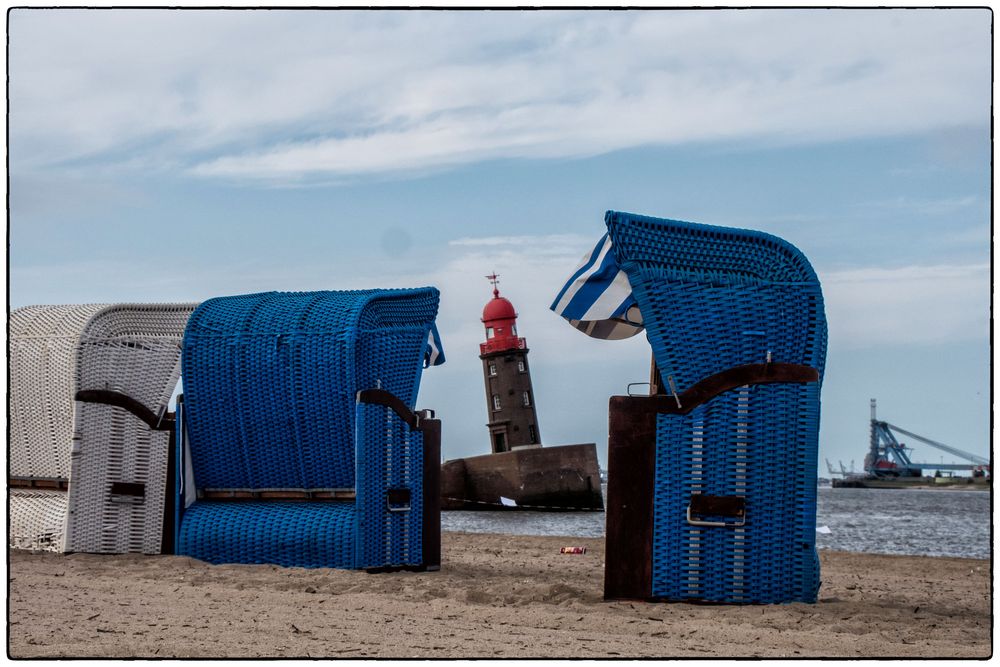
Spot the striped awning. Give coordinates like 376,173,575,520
550,233,643,340
424,323,446,367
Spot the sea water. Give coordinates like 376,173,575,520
441,486,991,559
814,487,990,559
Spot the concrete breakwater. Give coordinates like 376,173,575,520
440,443,604,511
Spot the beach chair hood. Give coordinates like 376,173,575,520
181,288,442,491
552,210,827,393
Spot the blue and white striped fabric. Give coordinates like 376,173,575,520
550,233,644,340
423,324,446,368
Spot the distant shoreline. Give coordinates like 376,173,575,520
820,480,991,491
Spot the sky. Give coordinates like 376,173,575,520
7,8,992,474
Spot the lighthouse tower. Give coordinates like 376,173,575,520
479,274,541,454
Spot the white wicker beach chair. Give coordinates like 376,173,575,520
9,303,196,554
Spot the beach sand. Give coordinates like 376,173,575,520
8,531,991,659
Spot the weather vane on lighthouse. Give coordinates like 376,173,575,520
486,272,500,298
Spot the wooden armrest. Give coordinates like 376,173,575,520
357,388,433,430
628,363,819,415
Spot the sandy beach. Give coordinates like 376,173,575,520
7,531,991,659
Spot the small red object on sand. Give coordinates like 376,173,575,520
560,546,587,554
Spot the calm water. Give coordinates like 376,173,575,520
442,486,991,559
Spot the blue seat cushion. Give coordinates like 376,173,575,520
177,501,356,568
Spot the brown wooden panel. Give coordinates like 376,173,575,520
603,395,658,601
420,418,442,571
162,425,176,554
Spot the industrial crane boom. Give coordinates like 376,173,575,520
882,422,989,466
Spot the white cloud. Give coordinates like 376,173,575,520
425,236,597,358
821,263,990,348
9,9,990,181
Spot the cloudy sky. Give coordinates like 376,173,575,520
8,8,991,472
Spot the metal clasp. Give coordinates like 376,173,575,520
666,375,682,410
627,382,651,396
686,505,746,527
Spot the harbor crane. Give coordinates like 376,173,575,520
865,399,990,478
825,458,862,480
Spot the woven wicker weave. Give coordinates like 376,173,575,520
9,490,70,552
606,211,827,604
9,303,195,553
10,304,110,481
176,289,440,569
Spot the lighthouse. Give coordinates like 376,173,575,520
437,273,604,511
479,274,541,453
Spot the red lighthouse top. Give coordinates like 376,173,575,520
480,273,527,355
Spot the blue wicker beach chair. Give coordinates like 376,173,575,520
553,211,826,604
174,289,444,570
